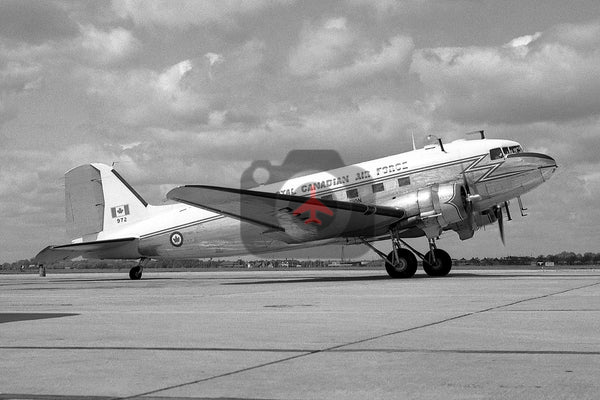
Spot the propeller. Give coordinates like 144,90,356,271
462,167,509,246
461,171,480,232
493,205,505,245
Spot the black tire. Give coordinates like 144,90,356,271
129,266,143,280
422,249,452,277
385,248,418,278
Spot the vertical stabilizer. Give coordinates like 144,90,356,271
65,163,149,241
65,165,104,240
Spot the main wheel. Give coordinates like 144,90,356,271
422,249,452,277
129,266,143,280
385,248,418,278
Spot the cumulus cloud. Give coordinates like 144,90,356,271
85,59,207,127
0,59,43,92
0,23,136,71
112,0,293,28
205,52,224,80
0,0,79,44
316,35,414,87
289,18,413,88
205,52,224,66
346,0,427,15
289,17,355,77
2,2,599,263
548,20,600,50
79,37,269,130
410,21,600,124
0,51,45,126
79,25,141,65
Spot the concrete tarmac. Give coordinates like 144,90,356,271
1,269,599,399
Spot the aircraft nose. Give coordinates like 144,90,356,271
538,154,558,180
507,152,558,180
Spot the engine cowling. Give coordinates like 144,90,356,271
388,183,468,236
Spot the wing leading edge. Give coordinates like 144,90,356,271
167,185,406,243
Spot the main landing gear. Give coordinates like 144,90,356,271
129,258,150,280
362,230,452,279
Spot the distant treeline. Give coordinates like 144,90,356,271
2,251,600,271
3,258,349,271
472,251,600,266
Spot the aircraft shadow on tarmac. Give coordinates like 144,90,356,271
224,271,600,285
50,277,177,283
452,272,600,278
225,274,417,285
0,313,79,324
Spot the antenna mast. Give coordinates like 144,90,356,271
466,130,485,139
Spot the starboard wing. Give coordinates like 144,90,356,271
167,185,406,243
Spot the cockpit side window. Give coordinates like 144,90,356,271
490,148,503,160
490,145,523,160
508,145,522,154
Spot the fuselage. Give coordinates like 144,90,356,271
94,138,557,259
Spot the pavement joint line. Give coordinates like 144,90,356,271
114,351,317,400
118,279,600,399
0,346,310,352
327,349,600,355
310,279,600,355
2,346,599,356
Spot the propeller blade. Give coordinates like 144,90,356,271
462,172,478,232
462,172,471,196
497,206,505,245
462,170,481,202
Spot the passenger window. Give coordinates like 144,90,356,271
320,194,333,201
398,177,410,187
489,148,503,160
346,188,359,199
371,183,384,193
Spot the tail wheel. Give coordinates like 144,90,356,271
385,248,418,278
423,249,452,277
129,266,143,280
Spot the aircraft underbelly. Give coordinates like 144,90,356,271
137,217,291,258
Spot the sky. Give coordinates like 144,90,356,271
1,0,600,263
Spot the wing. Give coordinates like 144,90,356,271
167,185,406,243
35,237,141,264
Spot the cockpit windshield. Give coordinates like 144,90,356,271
490,145,522,160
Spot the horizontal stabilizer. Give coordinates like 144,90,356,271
35,238,141,264
167,185,405,242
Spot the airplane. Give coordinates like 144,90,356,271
35,132,557,280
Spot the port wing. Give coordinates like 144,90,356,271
167,185,406,242
35,238,141,264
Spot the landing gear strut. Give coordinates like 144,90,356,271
422,239,452,277
361,229,417,279
362,231,453,278
385,247,418,279
129,258,150,280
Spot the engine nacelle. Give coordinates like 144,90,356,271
388,183,468,236
449,207,500,241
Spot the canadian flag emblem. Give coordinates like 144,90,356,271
110,204,130,218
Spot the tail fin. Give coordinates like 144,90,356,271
65,163,149,241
